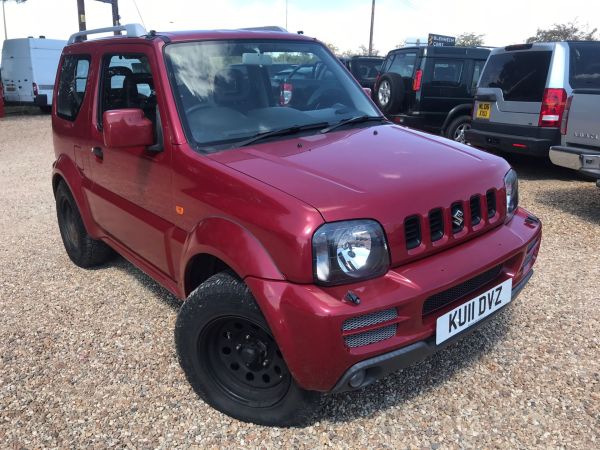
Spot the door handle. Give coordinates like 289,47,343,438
91,147,104,160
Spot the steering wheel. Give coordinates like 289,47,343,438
305,87,346,110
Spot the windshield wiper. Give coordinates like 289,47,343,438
236,122,329,147
320,115,388,134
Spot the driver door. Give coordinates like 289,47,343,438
86,47,175,277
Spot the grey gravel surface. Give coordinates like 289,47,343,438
1,115,599,449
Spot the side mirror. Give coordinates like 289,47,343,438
362,87,372,97
103,109,154,148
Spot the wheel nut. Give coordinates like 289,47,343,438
245,334,250,340
262,360,269,367
235,344,241,350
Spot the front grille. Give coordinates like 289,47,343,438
403,189,499,250
470,195,482,225
486,190,497,217
344,324,397,348
342,308,398,331
429,209,444,242
422,265,503,316
404,216,421,249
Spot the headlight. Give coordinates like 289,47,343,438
313,220,390,285
504,169,519,221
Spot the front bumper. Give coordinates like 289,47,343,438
549,145,600,180
466,122,561,157
330,269,532,392
245,208,541,392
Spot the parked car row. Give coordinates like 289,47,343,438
353,40,600,184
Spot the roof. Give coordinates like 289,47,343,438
388,45,491,58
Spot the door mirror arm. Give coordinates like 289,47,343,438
147,106,164,153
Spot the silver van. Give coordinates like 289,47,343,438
466,41,600,157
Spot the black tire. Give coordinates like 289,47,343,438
445,115,472,144
375,73,405,114
39,106,52,114
55,181,114,268
175,272,320,426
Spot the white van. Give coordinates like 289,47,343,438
1,37,66,111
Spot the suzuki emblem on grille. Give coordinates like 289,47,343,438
452,209,464,228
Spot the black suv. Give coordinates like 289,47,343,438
374,46,490,142
340,55,384,90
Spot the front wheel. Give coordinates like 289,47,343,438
445,115,472,144
175,272,320,426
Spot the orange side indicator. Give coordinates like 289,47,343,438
175,205,185,215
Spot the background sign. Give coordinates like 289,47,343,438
428,33,456,47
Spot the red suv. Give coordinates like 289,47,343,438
51,24,541,426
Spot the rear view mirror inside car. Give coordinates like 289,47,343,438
242,53,273,65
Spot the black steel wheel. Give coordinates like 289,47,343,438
55,181,114,268
175,272,320,426
201,316,291,407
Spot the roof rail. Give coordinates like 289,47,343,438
68,23,147,45
238,26,288,32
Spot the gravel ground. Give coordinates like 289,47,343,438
1,115,598,449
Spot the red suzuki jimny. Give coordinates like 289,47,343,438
51,24,541,426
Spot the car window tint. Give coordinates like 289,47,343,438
388,52,416,77
479,51,551,102
568,42,600,89
432,60,464,85
56,55,90,121
471,60,485,91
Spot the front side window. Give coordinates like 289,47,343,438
56,55,90,121
99,54,157,126
479,51,551,102
431,60,464,85
165,40,380,152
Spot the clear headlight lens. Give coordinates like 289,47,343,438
504,168,519,221
313,220,390,285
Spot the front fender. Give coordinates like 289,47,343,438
180,217,285,293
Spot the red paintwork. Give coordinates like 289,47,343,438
103,109,154,148
51,30,542,392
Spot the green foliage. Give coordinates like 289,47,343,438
526,21,598,43
456,32,485,47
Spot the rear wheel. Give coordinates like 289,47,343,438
375,73,405,114
445,115,472,144
55,182,114,268
175,272,320,426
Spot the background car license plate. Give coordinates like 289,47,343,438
436,278,512,345
476,102,491,119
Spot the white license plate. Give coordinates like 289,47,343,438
436,278,512,345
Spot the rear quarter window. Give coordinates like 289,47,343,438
568,42,600,89
479,51,552,102
388,52,417,78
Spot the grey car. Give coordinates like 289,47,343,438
549,90,600,186
466,41,600,157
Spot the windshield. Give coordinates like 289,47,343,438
165,39,380,151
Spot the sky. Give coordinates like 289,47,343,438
1,0,599,55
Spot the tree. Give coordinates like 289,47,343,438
325,42,340,55
456,32,485,47
526,21,597,43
